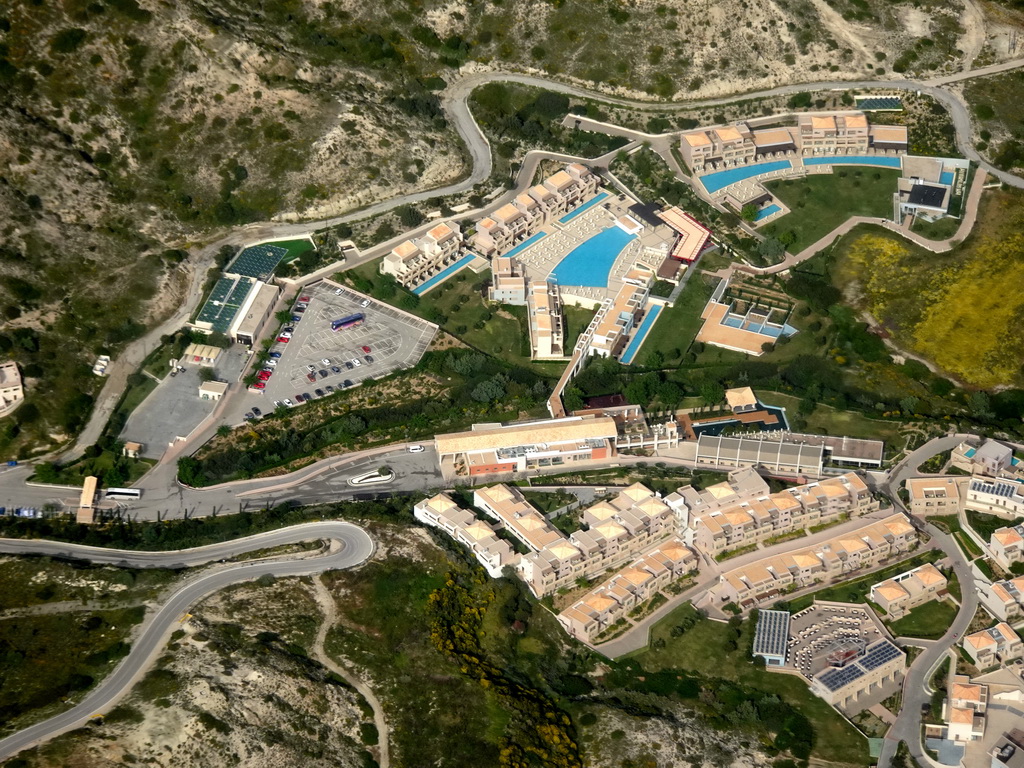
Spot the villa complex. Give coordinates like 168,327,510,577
962,623,1024,668
470,164,600,257
381,222,464,289
678,111,908,173
708,513,918,609
413,493,514,577
868,563,948,618
990,524,1024,570
982,577,1024,621
944,676,988,743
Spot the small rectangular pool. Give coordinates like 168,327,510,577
755,204,782,221
412,253,477,296
699,160,792,194
504,231,548,259
803,156,903,169
559,191,609,224
620,305,663,365
940,171,955,186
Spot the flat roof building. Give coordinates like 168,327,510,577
527,280,565,359
182,343,223,367
231,281,280,347
753,609,791,666
199,381,229,401
0,361,24,418
905,476,964,517
810,638,905,711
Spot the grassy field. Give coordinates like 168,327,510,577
785,550,942,612
639,273,717,366
911,216,960,241
264,238,316,261
563,304,597,353
763,169,901,254
756,390,905,444
635,604,870,765
887,599,958,640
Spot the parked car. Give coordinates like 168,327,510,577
276,336,290,343
269,352,282,359
291,314,302,322
342,379,353,388
344,361,354,370
252,382,266,390
314,389,325,398
295,306,306,314
252,407,262,416
360,299,370,308
306,364,316,372
364,355,374,363
257,371,272,381
321,358,331,366
318,369,328,379
408,445,424,453
330,365,341,374
324,385,335,393
299,295,311,303
306,372,317,383
302,392,312,401
272,401,283,409
283,398,294,407
283,327,294,334
245,412,255,420
294,394,305,402
361,345,371,353
266,359,278,367
334,288,343,295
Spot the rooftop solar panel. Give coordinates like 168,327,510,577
860,641,902,671
817,663,865,692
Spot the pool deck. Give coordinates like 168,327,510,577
412,253,481,296
696,301,792,356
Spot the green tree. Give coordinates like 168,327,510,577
740,204,759,222
700,381,724,406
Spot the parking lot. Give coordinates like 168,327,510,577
256,280,437,406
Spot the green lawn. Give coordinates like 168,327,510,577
763,168,901,254
756,390,904,445
563,305,597,353
639,273,717,366
263,237,315,261
887,599,958,640
635,604,870,765
911,216,960,241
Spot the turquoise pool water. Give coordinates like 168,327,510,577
803,156,903,168
699,160,792,193
755,204,782,221
620,305,663,365
550,226,636,287
560,192,609,223
504,231,548,259
412,253,476,296
721,314,798,338
940,171,955,185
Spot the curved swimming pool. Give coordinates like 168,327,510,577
550,226,636,287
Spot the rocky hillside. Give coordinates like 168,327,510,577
0,0,1008,454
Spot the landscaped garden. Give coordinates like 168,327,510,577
887,599,958,640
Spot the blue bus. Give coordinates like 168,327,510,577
331,313,364,332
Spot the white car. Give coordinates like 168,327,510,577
266,360,278,367
360,299,370,308
407,445,424,453
273,400,283,408
306,364,316,372
283,398,294,407
351,358,361,367
321,358,331,366
334,288,343,295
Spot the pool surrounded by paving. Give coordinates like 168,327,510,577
940,171,955,185
549,226,636,287
755,204,782,221
412,253,477,296
699,160,792,194
619,304,663,365
559,191,609,224
803,156,903,169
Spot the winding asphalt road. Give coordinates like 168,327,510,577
0,523,374,761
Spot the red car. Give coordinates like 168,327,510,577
257,371,272,381
299,295,311,303
276,336,290,343
252,382,266,390
361,345,371,353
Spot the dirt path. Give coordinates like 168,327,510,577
310,574,390,768
959,0,987,72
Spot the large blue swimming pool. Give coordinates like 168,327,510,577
699,160,792,194
550,226,636,287
803,156,903,168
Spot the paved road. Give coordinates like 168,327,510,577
0,522,375,761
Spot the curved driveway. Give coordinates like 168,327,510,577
0,522,374,761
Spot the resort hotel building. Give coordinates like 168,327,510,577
962,623,1024,668
868,563,948,618
678,110,908,173
381,221,464,289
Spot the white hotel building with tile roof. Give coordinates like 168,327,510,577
381,221,464,288
962,623,1023,668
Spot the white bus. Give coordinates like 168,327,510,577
104,488,142,501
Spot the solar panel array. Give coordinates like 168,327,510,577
195,276,254,333
753,610,791,658
226,244,288,280
970,479,1023,499
860,641,902,671
817,663,865,692
855,97,903,111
